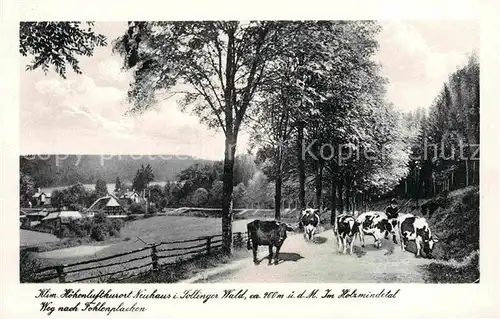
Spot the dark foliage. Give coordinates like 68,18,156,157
20,248,41,283
422,254,479,284
48,213,125,242
20,155,211,188
19,22,106,78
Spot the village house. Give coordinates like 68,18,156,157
31,188,51,207
119,190,145,205
86,193,127,218
21,209,50,227
41,210,83,228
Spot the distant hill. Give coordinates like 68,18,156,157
20,155,215,187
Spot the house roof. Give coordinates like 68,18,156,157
32,192,51,198
87,194,123,212
42,212,60,220
42,211,83,221
26,210,49,217
121,191,142,198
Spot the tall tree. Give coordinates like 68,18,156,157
114,176,122,194
20,173,36,206
20,22,106,78
132,164,155,192
114,21,287,254
250,21,383,218
95,179,108,197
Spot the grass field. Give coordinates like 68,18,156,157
36,216,256,263
20,229,59,247
28,216,269,282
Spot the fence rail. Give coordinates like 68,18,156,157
31,232,248,283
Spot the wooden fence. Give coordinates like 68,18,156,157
31,232,248,283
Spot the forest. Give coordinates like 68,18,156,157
19,155,212,187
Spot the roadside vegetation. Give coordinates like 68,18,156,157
418,187,479,283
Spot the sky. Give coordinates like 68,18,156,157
20,21,479,160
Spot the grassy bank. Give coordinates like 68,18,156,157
414,186,480,283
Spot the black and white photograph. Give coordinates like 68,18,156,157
16,20,483,286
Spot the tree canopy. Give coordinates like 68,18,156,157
20,22,106,78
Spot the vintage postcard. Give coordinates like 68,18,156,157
1,0,499,318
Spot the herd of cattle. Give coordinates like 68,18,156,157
246,207,439,265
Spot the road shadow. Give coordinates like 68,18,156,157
278,252,304,262
354,246,367,258
255,253,304,265
312,236,328,245
384,242,396,255
357,238,397,256
359,243,382,252
334,245,366,258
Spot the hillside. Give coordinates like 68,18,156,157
20,155,215,187
413,186,480,283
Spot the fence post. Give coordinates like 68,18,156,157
206,236,212,255
151,245,159,271
234,232,242,249
56,265,66,283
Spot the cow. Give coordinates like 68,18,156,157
246,220,294,265
356,211,395,249
333,213,360,254
398,214,438,258
300,208,320,241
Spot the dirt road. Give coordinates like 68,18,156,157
189,229,435,283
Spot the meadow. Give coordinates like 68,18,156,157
26,216,265,283
20,229,59,247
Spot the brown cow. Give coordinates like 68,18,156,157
246,220,294,265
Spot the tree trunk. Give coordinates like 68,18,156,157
432,175,436,196
221,134,237,255
297,121,306,210
471,161,476,185
338,183,344,213
330,182,337,225
275,175,282,221
414,167,418,198
315,162,323,209
352,192,356,214
274,143,284,220
465,160,469,187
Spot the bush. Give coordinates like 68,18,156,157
192,188,209,206
90,225,106,241
38,213,127,243
65,219,86,237
20,248,40,283
428,187,479,261
129,203,146,214
94,212,107,224
422,252,479,283
147,205,158,214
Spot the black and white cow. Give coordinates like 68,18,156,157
246,220,294,265
333,214,360,254
300,208,320,241
356,211,395,249
398,214,438,258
